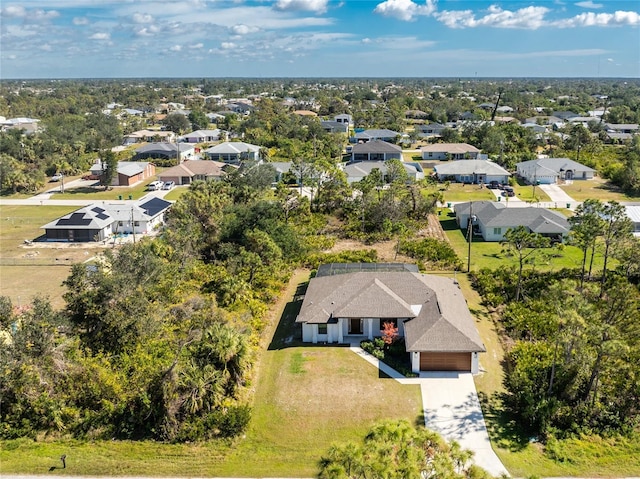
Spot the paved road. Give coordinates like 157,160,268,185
350,345,510,477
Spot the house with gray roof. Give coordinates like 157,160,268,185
350,139,402,162
41,198,172,242
344,160,423,184
134,142,195,162
158,160,234,185
516,158,595,184
454,201,570,242
180,129,222,143
353,129,401,143
296,265,486,373
433,160,510,185
204,141,261,164
90,160,156,187
625,206,640,237
420,143,481,160
321,120,349,134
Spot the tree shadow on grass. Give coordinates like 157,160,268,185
477,390,532,453
267,281,308,350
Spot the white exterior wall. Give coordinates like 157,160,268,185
411,352,420,374
302,323,313,342
472,352,480,375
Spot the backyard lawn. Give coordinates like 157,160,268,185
48,180,156,201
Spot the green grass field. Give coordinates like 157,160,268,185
49,181,155,201
559,177,640,202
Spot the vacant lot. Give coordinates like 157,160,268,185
0,205,96,308
559,177,640,202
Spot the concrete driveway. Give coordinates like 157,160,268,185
420,372,509,477
538,183,576,206
350,346,510,477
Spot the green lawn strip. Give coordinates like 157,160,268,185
217,347,423,477
162,186,189,201
512,182,552,203
49,182,154,201
559,178,640,202
440,216,604,272
435,183,496,202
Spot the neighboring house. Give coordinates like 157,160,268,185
353,129,401,143
89,160,156,186
521,123,548,134
405,109,428,119
416,123,446,138
552,111,579,120
293,110,318,117
180,129,221,143
454,201,570,242
0,117,40,134
158,160,233,185
334,114,354,127
625,206,640,237
606,123,639,135
226,102,254,115
295,264,486,374
321,120,349,134
350,140,402,162
204,141,261,164
516,158,595,184
344,160,424,184
134,142,195,161
41,197,172,242
124,129,175,145
420,143,481,160
432,160,510,185
270,161,293,183
496,105,514,113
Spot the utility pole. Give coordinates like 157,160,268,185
467,202,474,273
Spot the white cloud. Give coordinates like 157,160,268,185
436,5,549,29
169,44,182,51
273,0,329,14
230,24,259,35
554,10,640,27
72,17,89,25
575,1,603,9
374,0,437,21
362,37,372,43
221,42,236,49
1,5,26,17
89,32,110,40
132,13,154,24
189,42,203,49
41,43,53,51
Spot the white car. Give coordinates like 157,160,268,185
147,181,164,191
162,181,175,190
50,174,63,182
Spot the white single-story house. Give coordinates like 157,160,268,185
134,142,195,162
516,158,595,184
454,201,570,242
123,129,175,145
353,129,401,143
41,198,172,242
350,139,402,162
158,160,233,185
416,123,446,138
433,160,510,185
321,121,349,134
625,206,640,237
296,264,486,374
204,141,261,164
344,160,424,184
180,129,221,143
334,114,354,127
421,143,481,160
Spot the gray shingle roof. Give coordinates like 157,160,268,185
296,270,485,353
434,160,510,176
516,158,595,174
351,139,402,154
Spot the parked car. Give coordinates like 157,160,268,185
50,174,63,182
488,180,501,189
147,181,164,191
503,186,515,197
162,181,175,190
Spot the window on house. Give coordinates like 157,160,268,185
134,221,140,227
318,324,328,335
493,227,501,235
428,152,433,157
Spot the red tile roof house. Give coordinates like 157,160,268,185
296,264,486,374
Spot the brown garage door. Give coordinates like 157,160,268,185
420,352,471,371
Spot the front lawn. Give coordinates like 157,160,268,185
49,181,155,201
434,183,496,202
559,177,640,202
440,215,605,272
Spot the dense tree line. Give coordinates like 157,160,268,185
0,175,317,441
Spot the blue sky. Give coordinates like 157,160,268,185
1,0,639,79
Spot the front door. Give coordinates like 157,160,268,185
349,318,363,334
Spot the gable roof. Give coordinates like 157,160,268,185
516,158,595,174
351,139,402,154
135,142,193,154
159,160,230,179
344,160,420,179
354,129,400,140
204,141,260,154
296,270,485,353
420,143,480,154
433,160,510,176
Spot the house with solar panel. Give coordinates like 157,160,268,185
41,197,172,242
